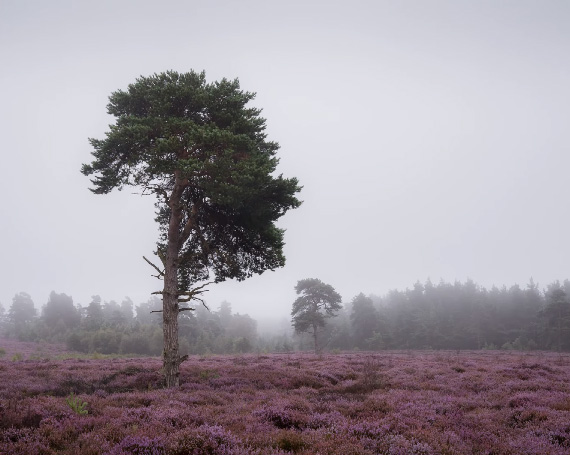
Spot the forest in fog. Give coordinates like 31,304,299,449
1,278,569,356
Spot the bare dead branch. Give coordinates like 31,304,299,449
139,183,169,204
176,281,213,297
150,310,164,313
177,296,209,312
177,354,189,366
143,256,165,279
178,307,195,312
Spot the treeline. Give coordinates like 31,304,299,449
0,293,257,356
315,278,570,352
1,277,570,354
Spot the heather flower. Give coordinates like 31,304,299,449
109,435,167,455
1,349,570,454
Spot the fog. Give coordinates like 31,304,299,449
1,0,569,321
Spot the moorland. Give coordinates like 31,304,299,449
1,339,569,454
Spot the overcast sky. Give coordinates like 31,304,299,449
1,0,569,320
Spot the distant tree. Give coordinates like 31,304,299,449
84,295,104,331
42,291,80,330
120,297,134,324
103,300,125,326
8,292,36,326
291,278,342,353
218,301,233,328
541,285,570,351
324,305,352,350
350,293,379,349
135,296,163,326
82,71,301,387
234,336,252,353
228,313,257,344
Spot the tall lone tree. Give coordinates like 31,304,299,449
82,71,301,387
291,278,342,353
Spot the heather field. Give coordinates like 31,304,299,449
1,341,569,454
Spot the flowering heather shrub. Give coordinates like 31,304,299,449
255,402,309,430
1,346,570,454
109,435,167,455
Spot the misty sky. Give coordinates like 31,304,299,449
1,0,569,320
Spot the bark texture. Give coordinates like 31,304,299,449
163,172,185,388
313,323,319,354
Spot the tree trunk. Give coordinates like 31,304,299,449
163,290,180,388
313,323,319,354
163,172,185,388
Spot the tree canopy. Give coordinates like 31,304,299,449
82,70,300,289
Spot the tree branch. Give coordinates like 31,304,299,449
141,183,170,205
176,282,213,311
143,256,164,279
179,296,206,308
177,281,213,297
178,212,196,249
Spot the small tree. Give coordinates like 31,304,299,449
82,71,301,387
291,278,342,353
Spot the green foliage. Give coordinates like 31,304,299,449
66,393,88,415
